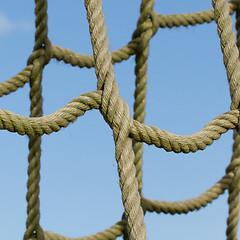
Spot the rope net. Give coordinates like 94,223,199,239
2,0,240,239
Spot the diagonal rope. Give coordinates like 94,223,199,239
84,0,147,239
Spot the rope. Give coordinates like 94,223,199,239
132,0,158,194
44,221,126,240
84,0,146,239
1,0,240,239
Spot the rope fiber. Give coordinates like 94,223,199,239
2,0,240,239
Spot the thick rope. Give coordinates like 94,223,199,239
44,221,126,240
225,2,240,239
212,0,240,239
0,96,237,152
0,66,32,97
143,172,233,215
158,1,237,28
84,1,147,239
226,132,240,240
212,0,240,110
132,0,157,193
23,0,51,239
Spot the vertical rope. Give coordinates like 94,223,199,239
213,0,240,239
23,0,51,239
225,2,240,239
132,0,156,193
132,1,159,200
212,0,240,110
226,132,240,240
84,0,147,239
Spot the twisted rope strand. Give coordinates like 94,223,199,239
0,95,237,153
143,172,233,215
130,110,239,153
0,66,32,97
158,1,237,28
24,0,51,239
44,221,126,240
213,1,240,239
84,0,147,239
213,0,240,110
24,59,45,240
226,135,240,240
132,0,156,193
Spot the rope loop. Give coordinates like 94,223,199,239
23,224,45,240
27,0,52,67
132,0,157,41
27,38,53,67
149,9,159,38
132,9,158,41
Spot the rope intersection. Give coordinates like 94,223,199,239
2,0,240,239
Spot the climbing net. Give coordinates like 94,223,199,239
2,0,240,239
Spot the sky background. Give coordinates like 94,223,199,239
0,0,238,239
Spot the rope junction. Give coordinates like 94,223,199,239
2,0,240,239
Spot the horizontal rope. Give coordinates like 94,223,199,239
158,1,237,28
0,90,101,136
52,38,140,68
44,221,126,240
143,172,233,215
0,90,238,153
130,110,239,153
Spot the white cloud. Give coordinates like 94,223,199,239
0,11,33,36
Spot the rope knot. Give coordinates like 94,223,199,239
27,39,53,66
23,224,45,240
132,9,158,41
149,9,159,37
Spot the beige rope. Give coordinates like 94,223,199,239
143,172,233,214
1,0,240,239
44,221,126,240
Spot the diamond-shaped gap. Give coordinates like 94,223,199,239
40,108,124,237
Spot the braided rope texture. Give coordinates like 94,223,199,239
1,0,240,239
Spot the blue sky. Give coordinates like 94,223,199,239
0,0,238,239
